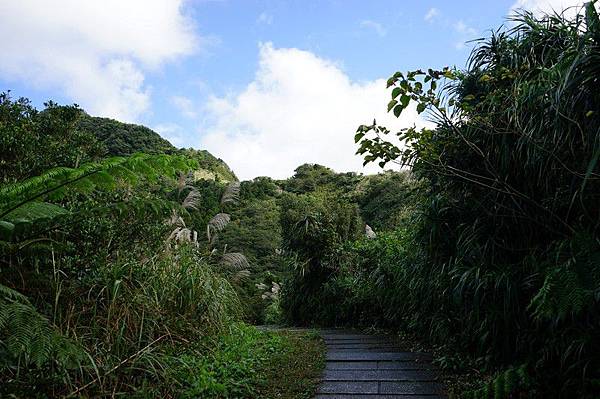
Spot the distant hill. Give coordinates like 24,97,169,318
181,148,238,183
77,114,237,182
77,115,176,156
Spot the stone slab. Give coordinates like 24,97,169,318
316,332,445,398
322,334,392,340
317,381,379,394
325,361,379,370
377,360,436,370
323,369,439,382
379,381,445,395
326,352,432,362
315,395,447,399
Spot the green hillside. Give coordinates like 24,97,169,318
77,114,237,182
77,114,175,156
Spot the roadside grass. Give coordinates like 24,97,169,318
255,329,326,399
166,324,325,399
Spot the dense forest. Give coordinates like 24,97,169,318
1,4,600,399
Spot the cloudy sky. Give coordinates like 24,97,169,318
0,0,588,179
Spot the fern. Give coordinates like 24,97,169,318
463,365,532,399
0,285,85,370
528,235,600,321
0,153,196,218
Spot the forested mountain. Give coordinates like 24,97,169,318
77,114,176,156
77,115,238,182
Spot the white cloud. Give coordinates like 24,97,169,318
510,0,588,17
257,12,274,25
171,95,198,119
454,20,478,49
454,20,477,36
199,43,430,180
0,0,197,122
360,20,387,37
424,8,440,23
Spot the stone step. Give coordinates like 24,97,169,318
323,369,439,382
326,352,432,362
316,331,446,398
326,361,436,370
315,395,446,399
323,334,393,340
317,381,445,395
326,343,405,349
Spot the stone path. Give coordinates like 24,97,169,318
315,331,446,398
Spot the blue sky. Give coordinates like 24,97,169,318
0,0,584,179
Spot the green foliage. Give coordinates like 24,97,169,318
279,191,363,324
280,163,361,195
167,325,324,399
169,323,280,398
463,365,534,399
346,4,600,397
0,285,85,371
182,148,239,183
0,93,104,183
352,170,421,230
77,114,175,156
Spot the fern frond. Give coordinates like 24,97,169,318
0,295,86,370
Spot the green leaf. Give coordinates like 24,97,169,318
387,99,398,112
393,105,403,118
417,103,426,113
354,132,365,143
391,87,402,99
400,95,410,108
3,202,69,224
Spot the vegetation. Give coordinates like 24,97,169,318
77,114,176,156
0,94,323,397
278,4,600,398
2,3,599,398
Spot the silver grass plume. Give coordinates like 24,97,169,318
182,189,201,210
220,181,241,205
166,209,185,227
177,171,194,194
207,213,231,242
220,252,249,269
232,269,251,282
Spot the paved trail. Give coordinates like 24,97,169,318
315,330,446,399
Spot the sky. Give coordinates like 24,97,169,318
0,0,588,180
